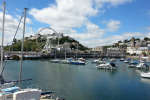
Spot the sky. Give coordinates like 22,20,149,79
0,0,150,48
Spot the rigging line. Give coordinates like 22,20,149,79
0,12,24,76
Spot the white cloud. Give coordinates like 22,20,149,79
79,32,148,47
28,0,135,47
16,15,32,24
0,12,35,46
95,0,133,8
16,8,22,12
105,19,121,32
29,0,100,29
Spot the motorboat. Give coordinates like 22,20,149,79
50,58,61,63
107,63,117,70
136,62,149,69
97,60,106,64
120,57,125,61
71,60,86,65
140,59,146,63
60,58,73,64
96,62,117,70
77,57,86,62
109,58,116,62
124,59,130,63
130,60,138,64
127,60,138,68
96,63,109,69
127,63,137,68
92,59,100,63
140,72,150,78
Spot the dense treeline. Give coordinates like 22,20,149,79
4,36,89,51
4,40,38,51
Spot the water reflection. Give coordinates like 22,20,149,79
141,78,150,84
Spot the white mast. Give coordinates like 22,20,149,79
19,8,28,90
65,41,66,59
1,2,6,74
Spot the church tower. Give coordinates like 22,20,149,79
131,37,135,47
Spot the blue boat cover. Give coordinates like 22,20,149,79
41,91,52,95
2,86,19,92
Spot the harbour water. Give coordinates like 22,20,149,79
2,58,150,100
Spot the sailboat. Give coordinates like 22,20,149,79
60,41,73,64
71,43,86,65
50,49,60,63
92,47,99,63
0,4,54,99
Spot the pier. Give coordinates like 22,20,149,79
1,51,129,60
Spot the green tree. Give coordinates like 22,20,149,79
118,40,122,43
123,39,129,43
126,52,130,55
132,53,136,56
31,44,37,51
70,44,75,49
144,37,149,41
135,38,140,42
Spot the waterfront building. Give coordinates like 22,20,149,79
90,46,107,55
127,37,148,55
119,43,127,49
107,47,126,56
131,37,147,47
126,47,150,55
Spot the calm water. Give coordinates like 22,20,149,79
1,58,150,100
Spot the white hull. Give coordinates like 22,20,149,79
141,72,150,78
0,88,42,100
127,65,136,68
136,63,149,69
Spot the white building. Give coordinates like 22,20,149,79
126,47,150,55
29,36,37,40
56,46,70,51
107,47,126,56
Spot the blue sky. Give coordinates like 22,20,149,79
0,0,150,47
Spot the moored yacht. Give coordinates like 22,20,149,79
92,59,99,63
141,72,150,78
127,60,138,68
60,58,73,64
71,60,86,65
136,62,149,69
124,59,130,63
120,57,125,61
96,62,117,70
50,58,61,63
77,57,86,62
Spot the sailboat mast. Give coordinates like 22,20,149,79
1,2,6,74
65,41,66,59
19,8,28,90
